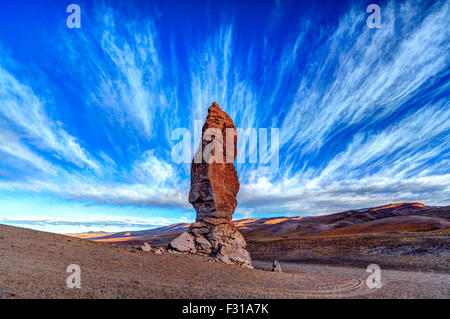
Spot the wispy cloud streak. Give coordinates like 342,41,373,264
0,0,448,226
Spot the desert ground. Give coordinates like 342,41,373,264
248,231,450,272
0,224,448,298
75,203,450,273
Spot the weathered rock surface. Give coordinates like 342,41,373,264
140,242,152,252
170,231,196,253
272,259,282,272
169,102,252,268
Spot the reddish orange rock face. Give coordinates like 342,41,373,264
189,102,240,222
170,102,252,268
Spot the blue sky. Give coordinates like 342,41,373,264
0,0,449,233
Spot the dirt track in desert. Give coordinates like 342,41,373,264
0,224,448,298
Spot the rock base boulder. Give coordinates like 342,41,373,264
169,220,252,268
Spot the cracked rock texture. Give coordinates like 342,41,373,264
169,102,252,267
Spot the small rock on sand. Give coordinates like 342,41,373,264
141,242,152,252
272,259,282,272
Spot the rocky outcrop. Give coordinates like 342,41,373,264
169,102,252,268
272,260,282,272
140,242,152,252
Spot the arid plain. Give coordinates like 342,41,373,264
1,203,449,298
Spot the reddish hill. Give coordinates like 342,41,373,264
239,203,448,240
302,215,450,237
70,217,304,244
71,203,449,244
68,223,191,244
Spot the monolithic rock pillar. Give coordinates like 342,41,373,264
169,102,252,268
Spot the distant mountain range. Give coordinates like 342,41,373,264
69,203,450,245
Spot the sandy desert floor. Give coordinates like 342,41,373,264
0,224,448,298
248,231,450,273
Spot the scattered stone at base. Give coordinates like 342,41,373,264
140,242,152,252
272,259,282,272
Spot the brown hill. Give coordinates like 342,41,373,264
244,203,449,240
302,215,450,237
72,203,449,244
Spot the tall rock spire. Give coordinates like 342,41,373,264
169,102,252,267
